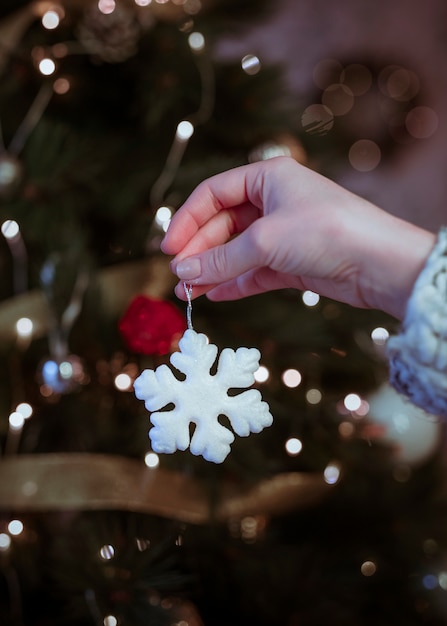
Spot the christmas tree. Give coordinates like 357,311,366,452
0,2,446,625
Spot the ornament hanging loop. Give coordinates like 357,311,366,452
183,282,193,330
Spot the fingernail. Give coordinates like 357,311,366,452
175,257,201,280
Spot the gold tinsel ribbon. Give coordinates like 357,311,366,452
0,454,330,523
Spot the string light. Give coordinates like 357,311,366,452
361,560,377,576
144,452,160,468
136,538,151,551
323,462,341,485
1,219,28,294
6,410,27,454
103,617,118,626
343,393,362,412
16,403,33,419
371,326,389,345
302,290,320,307
9,411,25,431
241,54,261,75
281,368,302,388
176,120,194,141
254,365,269,383
155,205,173,232
42,10,61,30
114,372,133,391
8,519,24,536
98,0,116,14
188,32,205,52
149,26,215,212
16,317,33,338
99,544,115,560
1,219,19,239
285,437,303,456
38,58,56,76
306,388,322,404
0,534,11,551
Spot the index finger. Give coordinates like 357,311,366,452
160,162,262,256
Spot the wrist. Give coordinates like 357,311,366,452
358,216,437,320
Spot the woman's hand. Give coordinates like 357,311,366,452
161,157,435,320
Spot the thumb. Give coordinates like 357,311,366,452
172,228,262,287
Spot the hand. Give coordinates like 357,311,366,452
161,157,435,320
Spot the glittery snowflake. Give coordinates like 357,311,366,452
134,329,273,463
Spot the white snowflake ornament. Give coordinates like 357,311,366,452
134,328,273,463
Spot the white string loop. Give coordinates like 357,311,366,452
183,282,193,330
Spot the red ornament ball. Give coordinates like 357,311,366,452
119,295,187,356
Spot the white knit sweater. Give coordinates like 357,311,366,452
387,227,447,417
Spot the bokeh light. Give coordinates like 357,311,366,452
16,317,33,338
322,83,354,116
9,412,25,431
99,544,115,560
361,560,377,576
348,139,381,171
324,462,341,485
301,104,334,136
0,533,11,551
8,520,24,536
285,437,303,456
155,205,173,231
98,0,116,14
306,388,322,404
406,106,438,139
145,452,160,468
344,393,362,412
16,403,33,419
176,120,194,141
114,373,133,391
188,32,205,52
42,10,61,29
53,78,70,95
1,220,20,239
371,326,389,345
39,58,56,76
281,368,302,388
379,65,420,101
302,290,320,307
241,54,261,75
254,365,270,383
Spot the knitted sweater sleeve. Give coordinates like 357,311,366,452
386,226,447,417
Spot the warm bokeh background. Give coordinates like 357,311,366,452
0,2,446,625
